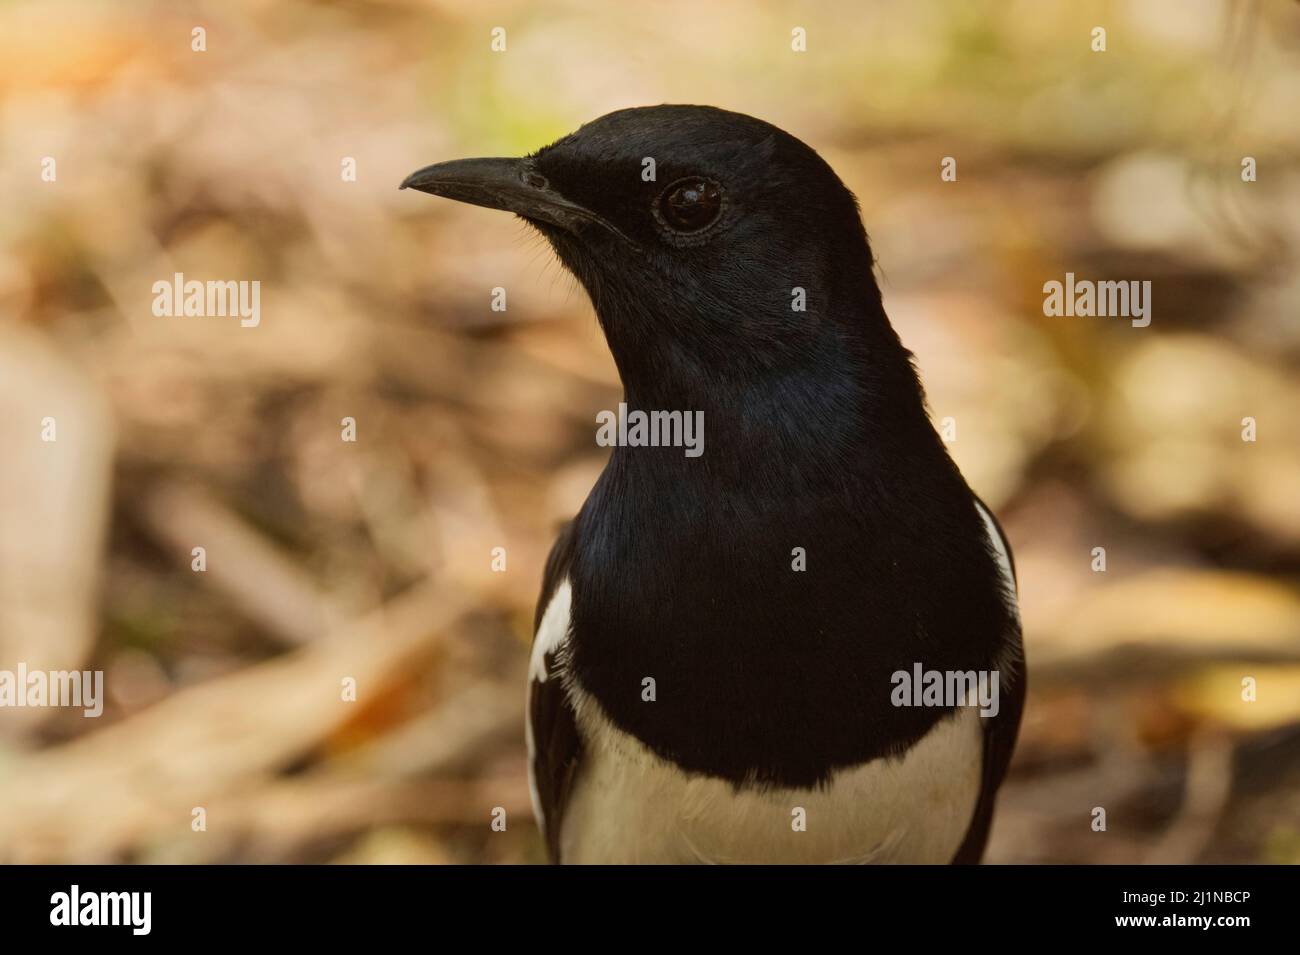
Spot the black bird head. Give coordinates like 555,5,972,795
402,105,914,420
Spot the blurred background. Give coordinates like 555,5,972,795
1,0,1298,864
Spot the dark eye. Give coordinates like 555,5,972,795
656,177,723,234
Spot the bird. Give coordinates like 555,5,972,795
402,105,1024,864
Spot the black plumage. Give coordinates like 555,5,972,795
403,105,1025,864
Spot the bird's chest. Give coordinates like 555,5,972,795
561,523,992,786
559,687,984,864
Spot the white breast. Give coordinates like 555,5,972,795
529,579,985,864
563,690,981,864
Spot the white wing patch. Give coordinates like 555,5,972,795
975,499,1023,686
974,499,1016,599
526,579,574,836
529,579,572,683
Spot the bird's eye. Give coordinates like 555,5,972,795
655,177,724,234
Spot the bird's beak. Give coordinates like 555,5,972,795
400,157,607,235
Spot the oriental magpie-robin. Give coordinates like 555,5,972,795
402,105,1024,864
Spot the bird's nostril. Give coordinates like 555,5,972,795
523,171,549,190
